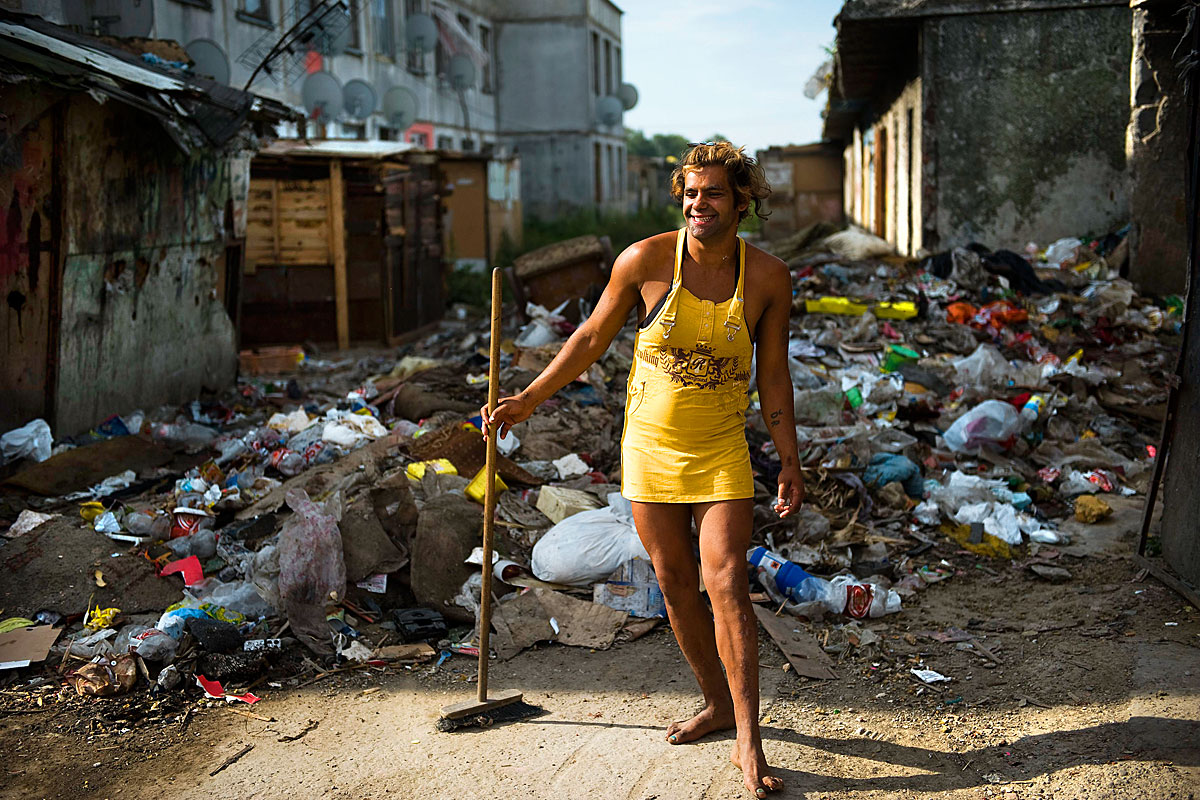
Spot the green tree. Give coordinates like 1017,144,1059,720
625,128,657,157
651,133,690,159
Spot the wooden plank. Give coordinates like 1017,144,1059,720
271,178,281,262
329,158,349,350
752,605,838,680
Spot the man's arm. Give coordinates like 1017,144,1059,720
486,240,646,438
754,257,806,517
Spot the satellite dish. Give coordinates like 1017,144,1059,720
63,0,154,37
618,82,639,111
383,86,419,130
342,79,377,120
597,95,624,126
405,13,439,54
448,54,475,90
301,71,343,122
185,39,230,86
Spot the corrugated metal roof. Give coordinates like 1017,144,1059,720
0,10,296,152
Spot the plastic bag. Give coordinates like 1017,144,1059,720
198,578,274,619
531,494,649,585
322,413,386,448
943,400,1020,453
277,489,346,654
952,344,1012,388
1044,237,1083,268
1,418,52,463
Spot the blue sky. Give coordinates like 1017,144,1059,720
620,0,844,155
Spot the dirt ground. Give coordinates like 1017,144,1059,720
2,508,1197,800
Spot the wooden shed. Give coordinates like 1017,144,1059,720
242,141,446,349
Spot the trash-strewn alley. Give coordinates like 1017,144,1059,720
2,2,1199,799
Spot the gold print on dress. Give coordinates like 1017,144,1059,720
636,343,750,391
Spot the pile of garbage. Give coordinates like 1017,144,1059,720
0,220,1178,702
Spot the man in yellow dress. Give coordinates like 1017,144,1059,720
487,142,803,798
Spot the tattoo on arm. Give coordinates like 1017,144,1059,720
769,409,782,428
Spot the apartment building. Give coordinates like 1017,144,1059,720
23,0,630,219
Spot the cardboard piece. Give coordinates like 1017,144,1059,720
752,605,838,680
0,625,62,669
490,589,627,659
2,435,171,496
374,643,436,662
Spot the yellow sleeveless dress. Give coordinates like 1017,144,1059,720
621,229,754,503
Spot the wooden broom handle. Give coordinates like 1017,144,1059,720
477,267,503,701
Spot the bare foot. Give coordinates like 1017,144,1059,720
731,739,784,797
665,703,736,744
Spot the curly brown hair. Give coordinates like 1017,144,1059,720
668,142,772,222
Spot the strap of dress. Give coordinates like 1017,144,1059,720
723,237,746,341
657,229,686,339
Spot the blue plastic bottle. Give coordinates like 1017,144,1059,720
748,547,820,603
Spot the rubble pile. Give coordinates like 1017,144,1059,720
0,223,1179,711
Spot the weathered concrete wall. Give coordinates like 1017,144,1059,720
926,7,1131,251
1127,4,1188,296
53,94,236,434
494,14,624,218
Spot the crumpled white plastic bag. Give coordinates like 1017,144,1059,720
531,493,649,586
1,418,52,463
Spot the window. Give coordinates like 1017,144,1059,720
479,24,492,93
346,0,360,50
239,0,270,21
457,12,470,35
379,125,400,141
615,46,621,86
408,130,430,148
607,143,616,204
406,0,427,74
460,138,475,151
592,32,600,96
436,134,454,150
372,0,394,58
604,39,612,95
340,122,366,140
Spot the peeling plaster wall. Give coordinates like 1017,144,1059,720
926,7,1131,251
50,94,236,435
1126,4,1188,296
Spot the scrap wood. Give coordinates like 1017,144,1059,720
209,744,254,777
226,707,275,723
753,605,837,680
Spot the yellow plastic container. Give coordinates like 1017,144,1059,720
805,296,868,316
465,466,508,504
406,458,457,481
872,301,918,320
803,297,918,320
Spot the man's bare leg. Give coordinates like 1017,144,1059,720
631,501,735,744
695,499,783,797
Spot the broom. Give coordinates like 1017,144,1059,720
437,268,542,732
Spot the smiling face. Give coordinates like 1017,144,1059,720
682,165,748,241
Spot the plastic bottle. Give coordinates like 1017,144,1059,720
1019,394,1045,428
748,548,901,618
271,448,305,477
